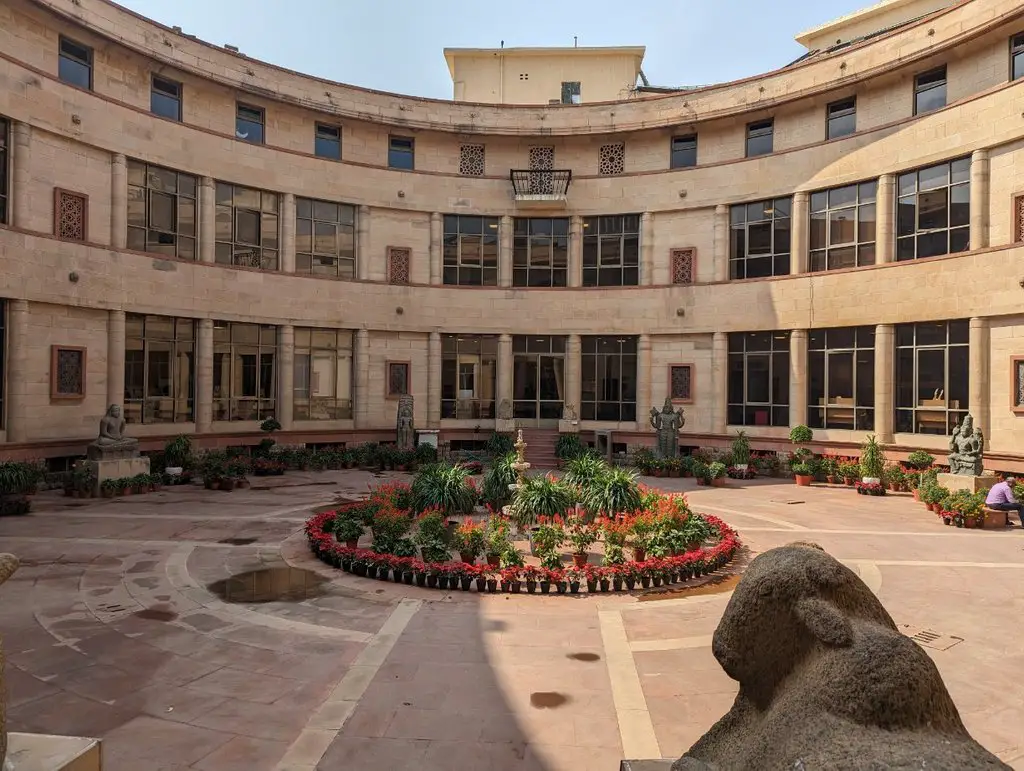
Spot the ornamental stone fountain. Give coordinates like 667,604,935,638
510,429,531,490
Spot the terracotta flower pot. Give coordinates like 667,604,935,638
711,478,726,487
460,552,476,564
794,475,812,487
487,555,501,567
844,478,855,486
632,548,646,563
826,475,836,484
345,539,359,549
572,553,588,568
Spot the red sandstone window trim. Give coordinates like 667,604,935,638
386,360,411,399
50,345,87,401
668,363,695,404
1011,356,1024,415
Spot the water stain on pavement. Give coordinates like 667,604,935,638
530,692,569,709
133,606,178,622
206,567,328,603
567,652,601,662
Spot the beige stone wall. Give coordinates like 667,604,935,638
367,331,429,428
649,336,714,435
987,316,1024,453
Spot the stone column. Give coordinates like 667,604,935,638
199,177,216,264
106,310,125,410
357,205,371,280
791,192,809,274
280,192,296,273
11,121,31,230
712,331,728,434
427,331,441,428
5,300,30,442
874,324,894,442
876,173,895,264
970,149,990,251
110,153,127,249
196,319,213,432
565,334,582,420
969,317,990,440
429,212,442,284
713,204,729,282
354,329,371,428
498,215,513,288
636,334,652,428
277,325,294,430
789,329,808,428
568,215,584,288
640,212,654,285
498,333,513,409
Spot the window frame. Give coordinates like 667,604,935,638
150,75,183,122
0,298,5,429
212,321,278,422
214,182,279,271
58,36,93,90
314,123,341,160
49,345,87,401
126,159,198,260
807,326,875,431
580,336,638,423
895,157,970,262
808,180,877,272
388,135,415,170
441,334,498,420
512,217,569,288
913,66,947,116
581,214,641,287
295,197,356,278
894,320,969,435
1012,33,1024,81
668,363,694,404
235,102,265,144
442,215,500,286
560,81,582,105
826,97,856,140
0,117,8,225
124,314,196,424
745,119,774,157
729,198,792,280
670,134,697,169
293,328,354,421
727,332,791,427
386,361,411,398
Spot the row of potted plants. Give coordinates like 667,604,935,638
1,460,46,515
99,474,164,497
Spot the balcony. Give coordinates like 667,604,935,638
510,169,572,208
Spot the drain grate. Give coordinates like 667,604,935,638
899,624,963,651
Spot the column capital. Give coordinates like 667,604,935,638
430,212,442,224
638,333,651,347
713,330,727,343
429,330,441,342
790,328,808,339
199,318,213,330
111,152,126,166
971,148,989,162
793,190,808,202
355,328,369,341
714,203,728,215
499,333,512,344
969,316,988,329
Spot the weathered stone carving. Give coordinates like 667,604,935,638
672,543,1009,771
497,398,513,421
1,553,20,768
86,404,140,460
561,403,577,422
948,413,984,476
649,398,684,459
396,395,414,450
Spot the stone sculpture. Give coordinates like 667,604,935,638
0,553,19,768
649,398,684,459
672,542,1010,771
396,395,414,450
497,399,513,421
86,404,140,460
948,413,984,476
561,403,578,422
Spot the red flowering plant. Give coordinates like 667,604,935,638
500,566,522,584
543,567,565,584
452,519,487,563
368,480,414,512
522,565,544,584
370,504,413,554
854,480,886,496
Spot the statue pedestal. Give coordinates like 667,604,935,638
558,419,579,434
496,419,517,434
6,732,102,771
85,457,151,495
937,472,997,495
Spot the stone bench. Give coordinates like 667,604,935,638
982,507,1008,529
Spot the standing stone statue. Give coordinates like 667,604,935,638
948,413,984,476
86,404,140,460
0,553,19,768
396,395,414,450
649,398,685,459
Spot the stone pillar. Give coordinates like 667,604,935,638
970,149,990,251
280,192,296,273
498,333,513,408
713,204,729,282
429,212,442,284
357,205,371,280
106,310,125,410
196,319,213,432
876,174,895,264
569,215,583,288
354,329,371,428
874,324,894,442
277,325,294,430
498,215,513,288
636,334,652,428
969,317,990,440
110,153,127,249
427,331,441,428
5,300,30,442
712,331,728,434
789,329,808,428
199,177,216,264
791,192,809,274
640,212,654,285
11,121,31,230
565,334,582,420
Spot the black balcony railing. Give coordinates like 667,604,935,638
509,169,572,198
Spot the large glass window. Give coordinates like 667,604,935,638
0,117,8,224
212,322,278,422
1013,34,1024,81
730,198,791,279
124,314,195,424
58,37,92,90
512,218,569,287
808,327,874,431
582,215,640,287
896,157,970,261
826,97,856,139
150,76,182,122
294,328,353,420
315,123,341,160
441,335,497,419
443,215,499,286
127,160,197,260
215,183,279,270
296,198,356,278
809,181,876,271
388,136,414,170
670,135,697,169
914,66,947,115
235,103,264,144
727,332,790,427
581,336,637,422
895,320,969,435
745,119,773,157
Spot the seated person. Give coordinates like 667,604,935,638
985,476,1024,527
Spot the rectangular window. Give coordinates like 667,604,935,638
0,299,4,428
58,36,92,90
293,328,353,420
670,134,697,169
0,117,7,224
443,215,499,286
582,214,641,287
560,81,581,105
441,334,498,419
295,197,356,278
727,331,790,427
826,97,856,139
124,314,195,424
669,364,693,403
809,181,876,271
807,327,875,431
1012,33,1024,81
235,103,264,144
212,322,278,421
315,123,341,160
914,66,947,115
214,182,279,270
745,119,773,157
894,320,969,434
729,197,791,279
387,361,410,397
1012,356,1024,413
50,346,87,400
150,76,182,122
388,136,415,170
895,157,970,261
126,160,198,260
512,217,569,287
581,336,638,422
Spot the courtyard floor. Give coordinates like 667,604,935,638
0,471,1022,770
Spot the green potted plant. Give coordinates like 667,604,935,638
906,450,935,471
565,512,597,567
452,519,487,564
484,517,511,567
788,425,814,486
730,431,751,471
791,462,814,486
860,434,886,484
708,461,728,487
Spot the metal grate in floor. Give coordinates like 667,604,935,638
898,624,963,651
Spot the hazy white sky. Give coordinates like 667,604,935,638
118,0,870,98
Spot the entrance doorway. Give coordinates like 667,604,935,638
512,336,565,425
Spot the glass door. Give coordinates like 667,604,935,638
537,355,564,422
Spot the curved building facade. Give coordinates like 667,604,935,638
1,0,1024,465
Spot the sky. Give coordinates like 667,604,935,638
117,0,871,99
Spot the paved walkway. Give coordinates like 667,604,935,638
1,471,1022,770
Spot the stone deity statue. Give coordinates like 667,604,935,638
948,413,984,476
0,553,19,768
86,404,140,460
396,395,415,450
496,399,513,421
649,398,685,459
